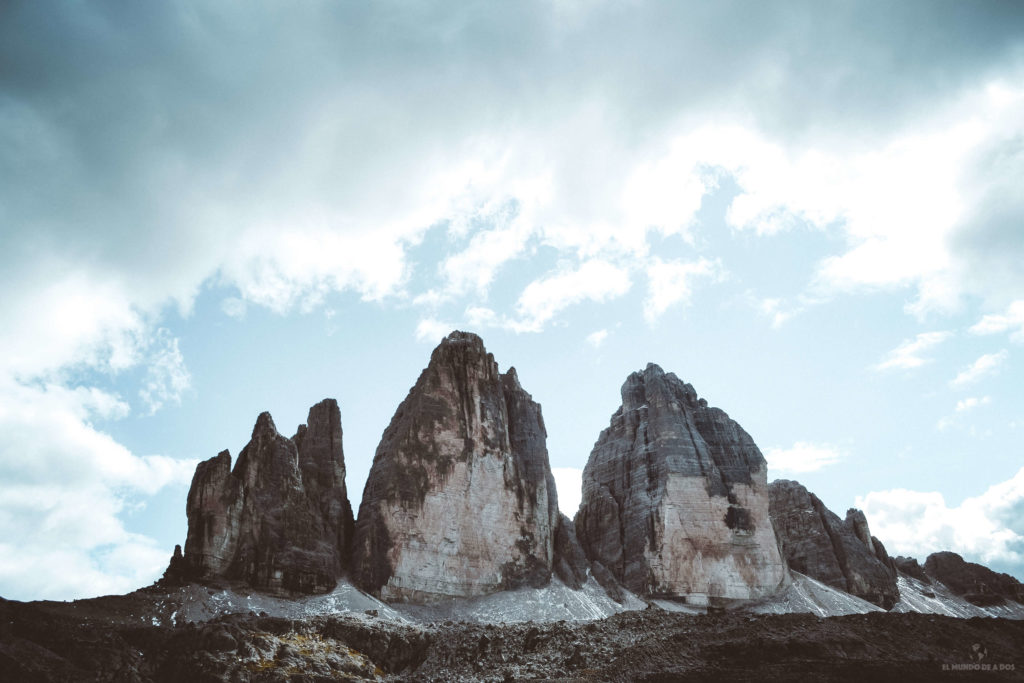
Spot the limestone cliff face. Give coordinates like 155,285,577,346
350,331,583,602
179,400,354,594
574,364,789,605
768,480,898,608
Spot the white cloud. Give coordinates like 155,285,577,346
586,329,609,348
440,200,535,296
0,380,196,600
139,331,192,415
415,318,457,343
643,257,721,322
970,300,1024,342
956,396,992,413
857,467,1024,571
950,350,1009,387
765,442,844,474
938,396,994,431
221,297,247,319
512,260,632,332
552,467,583,517
757,298,798,329
873,331,953,371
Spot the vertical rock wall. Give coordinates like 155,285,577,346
350,331,584,602
574,364,789,605
180,400,353,594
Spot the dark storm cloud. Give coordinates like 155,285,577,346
0,0,1021,304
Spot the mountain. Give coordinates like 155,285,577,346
4,330,1024,680
349,331,587,602
168,399,353,594
574,363,789,606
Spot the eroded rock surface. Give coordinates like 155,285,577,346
768,480,898,608
176,400,353,594
924,551,1024,607
351,331,585,602
574,363,789,605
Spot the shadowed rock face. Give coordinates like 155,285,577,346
350,331,586,602
924,551,1024,606
177,400,354,594
574,364,789,604
768,480,898,609
893,556,930,584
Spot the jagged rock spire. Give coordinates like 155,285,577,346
174,399,353,594
350,331,586,602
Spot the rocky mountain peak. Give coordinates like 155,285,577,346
575,367,787,605
350,331,586,602
171,400,353,594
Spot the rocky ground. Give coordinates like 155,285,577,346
3,595,1023,682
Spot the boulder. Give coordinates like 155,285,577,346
574,363,788,605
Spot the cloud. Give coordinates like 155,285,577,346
765,442,844,474
0,380,196,600
552,467,583,517
956,396,992,413
512,261,632,332
415,318,457,344
220,297,247,319
857,467,1024,575
938,395,993,431
643,258,721,323
950,350,1009,387
970,300,1024,342
139,331,192,415
586,329,609,348
873,331,953,371
757,298,800,329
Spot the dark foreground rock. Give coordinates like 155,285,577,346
769,480,899,609
3,596,1023,682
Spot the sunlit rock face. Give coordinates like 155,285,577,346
769,479,898,609
350,331,585,602
575,364,789,605
180,399,354,594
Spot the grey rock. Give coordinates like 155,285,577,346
177,400,353,594
768,480,899,609
552,514,589,590
893,556,930,584
350,331,566,602
575,363,788,604
924,551,1024,606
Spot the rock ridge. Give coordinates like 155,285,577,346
768,479,898,608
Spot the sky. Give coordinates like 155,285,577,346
1,1,1024,601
